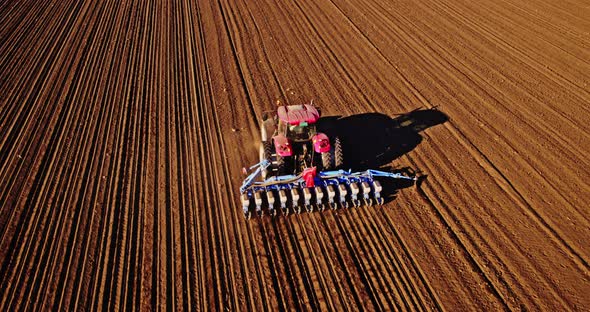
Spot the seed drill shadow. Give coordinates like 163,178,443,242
318,108,448,202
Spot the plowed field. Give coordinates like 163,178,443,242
1,0,589,310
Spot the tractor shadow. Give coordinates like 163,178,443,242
317,108,448,202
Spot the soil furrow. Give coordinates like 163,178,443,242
1,0,589,310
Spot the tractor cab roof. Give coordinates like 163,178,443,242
277,104,319,125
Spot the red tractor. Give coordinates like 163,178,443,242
259,103,343,179
239,103,419,217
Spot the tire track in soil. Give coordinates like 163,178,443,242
398,0,590,272
172,1,201,309
356,208,442,311
419,0,590,216
366,0,590,272
212,0,336,308
225,3,338,306
0,0,108,309
223,4,360,306
210,1,279,310
87,0,154,309
324,0,590,308
66,1,145,307
298,0,560,308
286,0,440,308
217,0,454,308
215,0,391,308
202,1,306,309
370,0,590,258
0,0,62,105
214,0,329,309
30,1,130,309
0,0,84,243
220,4,404,303
197,0,234,307
284,0,460,308
194,21,239,312
194,0,280,309
0,0,77,152
418,0,590,158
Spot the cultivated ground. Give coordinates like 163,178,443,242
1,0,589,310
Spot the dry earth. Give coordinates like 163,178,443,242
1,0,589,310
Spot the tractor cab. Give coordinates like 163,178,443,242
281,121,316,142
263,102,339,176
277,104,320,142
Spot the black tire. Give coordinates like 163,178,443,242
276,153,285,175
321,151,332,170
334,137,344,168
261,141,273,179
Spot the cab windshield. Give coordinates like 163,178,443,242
287,122,316,142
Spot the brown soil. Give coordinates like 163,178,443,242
1,0,589,310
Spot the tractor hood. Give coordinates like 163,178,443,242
277,104,319,125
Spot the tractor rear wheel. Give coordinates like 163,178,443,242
260,141,273,179
334,137,344,168
275,153,285,175
321,151,332,170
